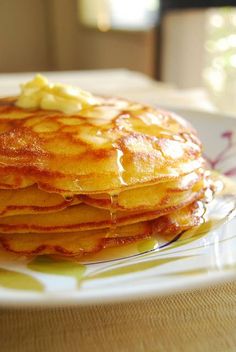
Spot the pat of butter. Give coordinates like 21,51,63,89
16,74,99,114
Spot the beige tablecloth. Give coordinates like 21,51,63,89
1,281,236,352
0,70,235,352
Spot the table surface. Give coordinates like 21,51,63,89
0,70,236,352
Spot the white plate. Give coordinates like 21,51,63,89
0,109,236,307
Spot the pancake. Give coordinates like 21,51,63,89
0,185,81,217
0,179,207,233
0,201,204,257
0,169,204,217
82,170,205,211
0,96,203,194
0,75,217,259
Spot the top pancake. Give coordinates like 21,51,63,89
0,96,203,194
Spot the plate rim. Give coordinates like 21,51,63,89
0,269,236,307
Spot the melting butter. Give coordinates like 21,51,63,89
16,74,99,114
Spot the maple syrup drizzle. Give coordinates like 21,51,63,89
105,146,125,237
108,192,119,238
116,149,126,186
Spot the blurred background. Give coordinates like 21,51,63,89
0,0,236,110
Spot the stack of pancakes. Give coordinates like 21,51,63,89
0,96,213,257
